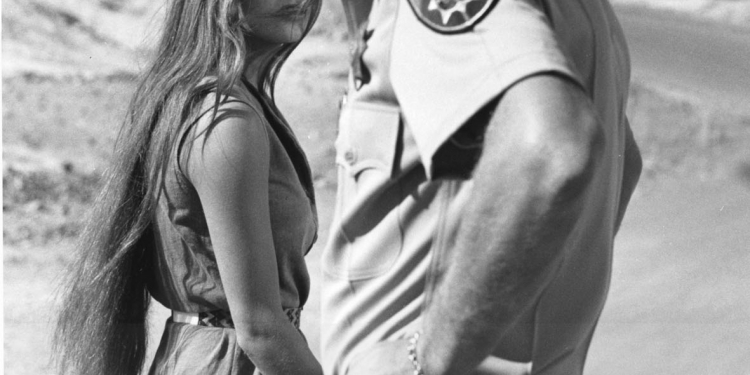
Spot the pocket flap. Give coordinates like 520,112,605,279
336,102,401,178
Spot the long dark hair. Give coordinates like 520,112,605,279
52,1,320,374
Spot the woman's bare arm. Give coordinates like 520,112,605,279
187,100,322,375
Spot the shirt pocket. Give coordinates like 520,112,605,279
335,102,399,179
328,101,403,280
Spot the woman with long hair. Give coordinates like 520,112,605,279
53,0,322,374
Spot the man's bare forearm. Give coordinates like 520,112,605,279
419,76,604,375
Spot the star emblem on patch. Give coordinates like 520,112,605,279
406,0,498,33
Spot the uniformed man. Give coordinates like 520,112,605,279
321,0,642,374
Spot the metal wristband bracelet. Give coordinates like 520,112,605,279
407,331,425,375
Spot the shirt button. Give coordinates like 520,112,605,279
344,148,357,164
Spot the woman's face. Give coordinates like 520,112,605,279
244,0,317,45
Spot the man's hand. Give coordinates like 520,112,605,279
347,339,532,375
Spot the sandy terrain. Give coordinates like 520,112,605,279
4,1,750,374
589,177,750,374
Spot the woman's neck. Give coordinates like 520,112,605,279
243,41,284,90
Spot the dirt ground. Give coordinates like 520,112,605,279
588,177,750,374
4,2,750,375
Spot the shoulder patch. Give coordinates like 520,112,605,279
405,0,499,34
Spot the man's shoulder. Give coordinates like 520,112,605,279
403,0,499,34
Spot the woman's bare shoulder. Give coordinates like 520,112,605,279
193,78,267,130
183,80,272,183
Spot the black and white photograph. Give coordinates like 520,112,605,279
3,0,749,374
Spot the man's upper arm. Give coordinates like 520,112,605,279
478,74,603,193
419,73,604,375
390,0,586,179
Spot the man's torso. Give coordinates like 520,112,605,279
322,0,631,373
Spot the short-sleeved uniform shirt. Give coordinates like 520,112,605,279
146,81,318,374
321,0,631,374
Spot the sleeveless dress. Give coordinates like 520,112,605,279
146,79,318,375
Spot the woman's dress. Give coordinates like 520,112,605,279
146,80,318,374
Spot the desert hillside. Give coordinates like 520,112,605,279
612,0,750,27
2,0,163,77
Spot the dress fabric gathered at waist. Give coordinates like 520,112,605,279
150,307,307,375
